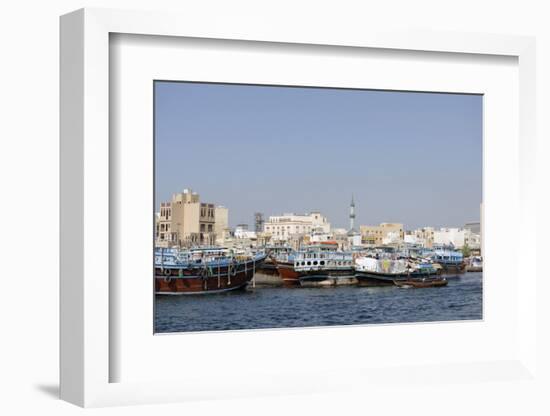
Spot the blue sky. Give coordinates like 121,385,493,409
155,81,482,230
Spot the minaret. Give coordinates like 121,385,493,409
349,194,356,231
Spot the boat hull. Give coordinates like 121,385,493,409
355,270,409,286
394,278,448,288
437,262,466,274
277,263,356,287
155,257,265,295
299,269,356,287
275,262,301,287
258,260,280,275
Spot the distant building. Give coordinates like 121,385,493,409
234,224,257,240
410,227,435,248
433,227,466,248
360,225,384,245
405,226,480,250
214,206,229,245
464,230,481,249
360,223,404,246
433,227,481,250
331,228,350,250
404,232,417,245
263,211,330,242
155,189,216,247
464,221,481,234
382,230,402,245
309,229,334,243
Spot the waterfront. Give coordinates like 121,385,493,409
155,272,482,333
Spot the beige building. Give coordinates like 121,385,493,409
214,206,229,245
263,211,330,242
412,227,435,248
360,225,384,245
155,189,217,247
360,223,404,245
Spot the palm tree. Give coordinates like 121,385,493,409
462,242,471,258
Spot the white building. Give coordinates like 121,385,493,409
405,226,480,250
234,224,257,239
464,229,481,249
433,227,466,248
433,227,482,250
404,232,418,245
382,230,402,245
309,229,333,243
264,211,330,241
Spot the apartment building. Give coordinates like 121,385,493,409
360,223,404,245
263,211,330,241
155,189,217,247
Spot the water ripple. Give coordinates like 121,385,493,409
155,273,482,333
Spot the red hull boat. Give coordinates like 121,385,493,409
155,248,267,295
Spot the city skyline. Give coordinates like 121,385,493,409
155,81,482,229
156,189,479,232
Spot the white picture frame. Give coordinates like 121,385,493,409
60,7,538,408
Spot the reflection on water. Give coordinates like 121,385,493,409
155,273,482,333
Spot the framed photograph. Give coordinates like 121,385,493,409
60,8,538,408
152,81,483,333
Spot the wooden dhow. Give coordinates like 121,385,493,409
354,256,410,286
155,247,267,295
274,248,356,287
431,248,466,274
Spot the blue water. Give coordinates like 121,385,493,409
154,272,482,333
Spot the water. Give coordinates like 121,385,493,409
154,272,482,333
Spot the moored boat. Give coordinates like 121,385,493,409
409,260,439,277
274,247,356,287
431,248,465,274
271,252,300,286
295,251,356,287
354,256,409,286
465,256,483,272
260,245,293,275
155,247,267,294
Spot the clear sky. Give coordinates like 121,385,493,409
155,81,482,230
